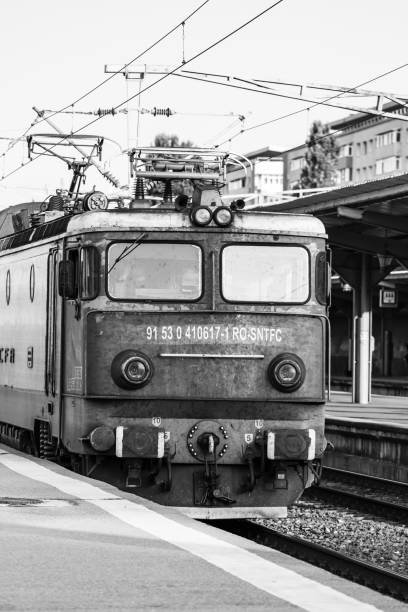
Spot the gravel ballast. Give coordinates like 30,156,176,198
257,499,408,576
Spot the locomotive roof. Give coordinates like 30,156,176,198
67,209,326,237
0,208,326,253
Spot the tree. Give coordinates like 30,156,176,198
148,133,195,198
299,121,339,189
153,133,193,148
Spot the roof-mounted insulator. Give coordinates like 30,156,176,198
101,169,120,187
134,177,145,200
30,213,42,228
48,194,64,211
163,180,173,203
151,107,173,117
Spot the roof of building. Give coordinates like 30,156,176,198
283,101,408,156
329,101,406,132
269,172,408,214
243,146,282,160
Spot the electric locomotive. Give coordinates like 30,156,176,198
0,146,329,518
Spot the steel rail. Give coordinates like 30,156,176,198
209,519,408,602
322,466,408,495
305,485,408,523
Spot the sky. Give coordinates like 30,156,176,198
1,0,408,208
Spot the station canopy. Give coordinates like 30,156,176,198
266,173,408,290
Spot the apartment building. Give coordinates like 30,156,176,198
283,102,408,190
225,146,283,205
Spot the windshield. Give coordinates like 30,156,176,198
222,244,309,303
107,242,202,300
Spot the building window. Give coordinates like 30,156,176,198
362,141,367,155
289,156,305,171
339,168,352,183
375,156,400,175
376,130,401,148
356,143,361,156
229,178,246,192
339,143,353,157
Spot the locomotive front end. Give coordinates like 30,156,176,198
61,199,328,518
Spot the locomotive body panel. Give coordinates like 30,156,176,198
0,242,50,391
0,240,63,436
85,311,325,400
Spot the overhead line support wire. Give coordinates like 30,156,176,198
0,0,210,169
1,0,287,183
172,70,408,128
34,0,211,123
210,61,408,148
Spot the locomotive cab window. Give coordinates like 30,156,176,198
222,244,309,303
80,246,99,300
58,249,79,299
107,242,202,301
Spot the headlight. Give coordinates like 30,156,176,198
268,353,305,392
213,206,234,227
190,206,213,226
111,350,153,389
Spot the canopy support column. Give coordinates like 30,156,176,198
352,253,372,403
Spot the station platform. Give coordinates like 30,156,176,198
326,391,408,428
332,377,408,398
0,444,403,612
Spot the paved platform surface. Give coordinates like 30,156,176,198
326,391,408,427
0,444,404,611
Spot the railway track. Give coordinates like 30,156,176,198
210,519,408,602
305,484,408,523
315,466,408,521
322,466,408,499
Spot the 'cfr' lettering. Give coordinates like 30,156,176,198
0,348,15,363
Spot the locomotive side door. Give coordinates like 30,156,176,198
45,246,62,437
61,245,84,398
47,242,85,448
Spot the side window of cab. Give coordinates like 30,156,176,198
80,246,100,300
58,249,79,299
58,246,99,300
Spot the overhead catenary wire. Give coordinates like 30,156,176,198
0,116,40,161
40,106,245,119
203,61,408,148
1,0,287,184
52,0,286,143
0,0,210,169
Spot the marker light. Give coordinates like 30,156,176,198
268,353,305,392
122,356,149,384
213,206,234,227
111,350,153,389
89,426,115,452
190,206,212,226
